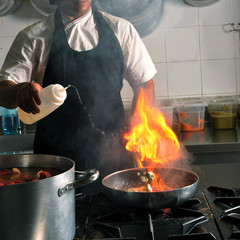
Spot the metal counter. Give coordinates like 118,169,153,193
1,121,240,165
182,121,240,165
0,134,34,155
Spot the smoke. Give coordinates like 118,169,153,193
97,133,134,178
163,143,195,169
158,165,198,190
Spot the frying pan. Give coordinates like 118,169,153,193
102,167,199,209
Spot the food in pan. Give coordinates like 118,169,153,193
122,170,181,193
122,171,154,192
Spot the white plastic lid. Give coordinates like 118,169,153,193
50,84,67,103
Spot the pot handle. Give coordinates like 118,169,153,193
58,169,99,197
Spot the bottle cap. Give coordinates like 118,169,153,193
50,84,67,103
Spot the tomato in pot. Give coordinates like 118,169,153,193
0,167,61,186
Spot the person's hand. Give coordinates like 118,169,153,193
15,82,42,114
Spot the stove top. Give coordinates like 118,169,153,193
73,185,240,240
204,186,240,240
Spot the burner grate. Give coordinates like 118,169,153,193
173,208,208,234
229,231,240,239
87,196,213,239
207,186,237,197
168,232,216,239
204,185,240,240
75,191,222,239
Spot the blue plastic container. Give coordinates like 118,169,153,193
1,107,18,135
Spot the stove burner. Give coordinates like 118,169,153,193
171,207,208,234
94,222,122,238
208,186,240,227
167,232,216,239
215,197,240,207
83,195,213,239
204,185,240,240
229,231,240,239
74,190,226,239
208,186,237,197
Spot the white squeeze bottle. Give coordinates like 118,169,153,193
18,84,68,125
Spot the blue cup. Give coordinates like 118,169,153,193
1,107,18,135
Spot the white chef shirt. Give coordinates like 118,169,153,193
0,7,157,89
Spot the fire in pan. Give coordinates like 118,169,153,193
102,167,199,210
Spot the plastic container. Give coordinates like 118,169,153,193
1,107,18,135
154,98,174,127
123,98,174,127
173,97,206,132
205,95,238,130
18,84,67,125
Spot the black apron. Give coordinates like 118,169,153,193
33,7,134,190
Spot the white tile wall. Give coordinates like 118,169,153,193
233,0,240,24
202,59,236,94
153,63,168,97
200,26,235,60
0,37,15,68
168,61,202,96
165,27,200,62
0,6,28,37
199,0,233,25
236,59,240,92
142,22,166,63
0,0,240,100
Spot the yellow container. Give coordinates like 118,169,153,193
205,95,238,130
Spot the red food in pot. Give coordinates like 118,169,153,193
0,167,59,186
36,170,51,179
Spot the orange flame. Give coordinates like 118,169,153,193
151,173,173,191
124,89,180,168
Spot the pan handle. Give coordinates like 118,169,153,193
58,169,99,197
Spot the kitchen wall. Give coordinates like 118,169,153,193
140,0,240,101
0,0,240,102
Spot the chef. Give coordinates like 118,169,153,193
0,0,156,191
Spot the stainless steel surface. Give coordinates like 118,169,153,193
0,154,99,240
0,0,23,16
184,0,220,7
30,0,57,16
102,167,199,209
1,122,240,164
182,122,240,164
0,134,34,155
58,169,99,197
191,162,240,189
93,0,165,37
181,122,240,146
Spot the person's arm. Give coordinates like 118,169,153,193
0,80,42,114
132,79,155,111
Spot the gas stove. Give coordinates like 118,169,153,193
73,185,240,240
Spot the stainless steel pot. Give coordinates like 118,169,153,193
0,154,99,240
184,0,220,7
0,0,23,16
30,0,57,16
93,0,165,37
102,167,199,209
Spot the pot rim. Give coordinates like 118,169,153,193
0,154,75,187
